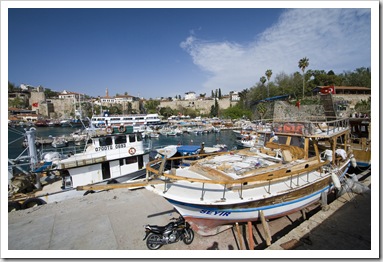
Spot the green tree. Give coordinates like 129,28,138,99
159,106,175,118
256,103,268,120
354,97,371,115
145,99,160,114
260,76,266,86
8,82,17,92
8,97,24,108
210,99,219,117
340,67,371,88
221,104,252,119
44,88,59,98
298,57,309,98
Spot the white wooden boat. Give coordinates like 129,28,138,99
144,118,356,236
51,136,68,148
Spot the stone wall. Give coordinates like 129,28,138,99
272,101,325,121
159,98,237,115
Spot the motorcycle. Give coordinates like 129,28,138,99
143,215,194,250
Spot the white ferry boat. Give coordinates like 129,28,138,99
8,126,153,210
91,112,161,128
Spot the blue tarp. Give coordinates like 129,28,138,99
34,161,52,173
177,145,200,154
262,94,290,102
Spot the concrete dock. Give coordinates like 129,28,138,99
5,175,376,258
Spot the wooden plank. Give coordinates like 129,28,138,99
285,136,292,145
312,140,320,162
304,138,309,160
189,164,234,182
248,221,254,250
235,222,244,250
76,179,153,191
260,210,272,246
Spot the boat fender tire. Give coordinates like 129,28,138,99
106,127,113,134
84,190,95,196
8,201,21,212
118,125,126,133
21,198,46,209
107,179,119,184
129,147,136,155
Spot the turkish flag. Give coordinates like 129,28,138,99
320,85,336,94
32,102,38,107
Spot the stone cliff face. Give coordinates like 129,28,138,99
272,101,325,121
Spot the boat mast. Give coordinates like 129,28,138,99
26,128,42,189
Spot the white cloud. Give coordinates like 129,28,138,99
180,8,371,95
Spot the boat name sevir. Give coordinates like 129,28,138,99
95,143,126,152
200,210,231,216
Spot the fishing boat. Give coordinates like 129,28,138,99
51,136,68,148
144,118,357,236
8,124,152,210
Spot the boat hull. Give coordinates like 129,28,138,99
164,183,330,236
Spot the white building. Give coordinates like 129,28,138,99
231,91,240,101
185,91,197,100
59,90,83,100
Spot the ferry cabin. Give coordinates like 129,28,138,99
91,113,161,128
58,130,149,189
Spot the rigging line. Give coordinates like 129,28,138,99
8,135,25,145
8,126,26,134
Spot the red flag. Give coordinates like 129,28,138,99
32,102,38,107
320,85,336,94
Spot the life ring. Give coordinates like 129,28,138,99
128,147,136,155
106,127,113,134
118,125,126,133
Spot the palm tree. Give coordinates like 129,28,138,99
298,57,309,98
260,76,266,86
265,69,272,97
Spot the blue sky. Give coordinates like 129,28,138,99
5,2,375,99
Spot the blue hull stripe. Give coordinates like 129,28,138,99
166,186,330,213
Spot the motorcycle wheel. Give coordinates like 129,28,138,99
146,233,163,250
183,228,194,245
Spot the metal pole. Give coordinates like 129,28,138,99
26,128,41,189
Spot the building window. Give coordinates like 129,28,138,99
115,135,127,144
129,134,136,143
99,137,113,146
125,156,137,165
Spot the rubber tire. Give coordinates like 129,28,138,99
146,233,163,250
183,228,194,245
84,190,95,196
107,179,119,184
21,198,45,209
8,201,21,212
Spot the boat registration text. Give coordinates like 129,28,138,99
95,144,127,152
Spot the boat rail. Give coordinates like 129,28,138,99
145,153,329,185
144,153,331,201
271,117,350,136
38,145,88,159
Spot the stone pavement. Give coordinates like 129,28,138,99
5,175,376,258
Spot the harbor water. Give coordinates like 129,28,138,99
8,126,239,161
